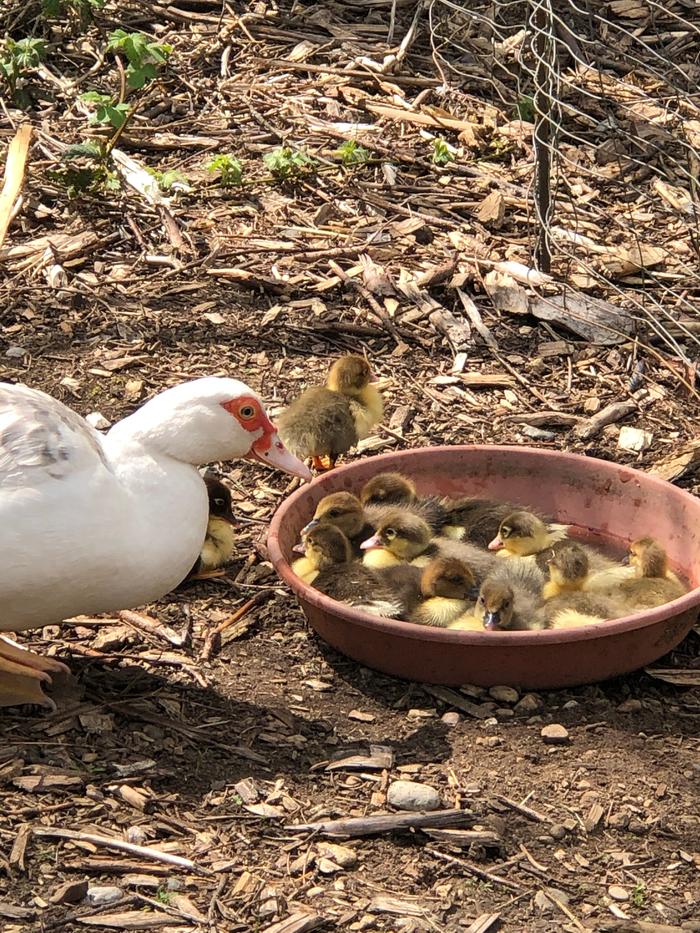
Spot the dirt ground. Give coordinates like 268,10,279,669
2,1,700,931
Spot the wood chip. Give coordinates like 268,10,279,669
77,911,173,929
0,124,32,249
286,807,474,838
262,912,323,933
575,400,638,440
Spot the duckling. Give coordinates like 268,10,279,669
277,355,384,471
610,537,687,610
296,525,421,618
440,497,527,548
360,510,497,580
541,542,622,627
411,558,477,627
469,560,547,631
488,510,568,560
186,477,237,580
488,510,617,575
360,472,453,537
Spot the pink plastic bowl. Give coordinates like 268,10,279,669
267,446,700,689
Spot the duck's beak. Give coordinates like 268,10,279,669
360,533,383,551
487,534,504,551
483,610,501,629
301,518,320,536
249,430,312,482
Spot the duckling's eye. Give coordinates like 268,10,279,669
501,526,511,538
479,595,485,605
384,528,397,540
327,508,341,518
239,404,256,420
448,575,463,585
213,498,225,509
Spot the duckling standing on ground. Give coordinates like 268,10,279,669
277,355,384,471
411,558,477,627
186,477,237,580
293,525,422,617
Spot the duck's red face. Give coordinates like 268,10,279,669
220,396,311,481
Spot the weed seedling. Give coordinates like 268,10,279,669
263,146,315,180
206,154,243,187
336,140,370,165
0,37,46,107
431,137,455,166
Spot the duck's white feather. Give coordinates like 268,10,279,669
0,378,273,634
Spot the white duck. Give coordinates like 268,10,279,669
0,377,311,709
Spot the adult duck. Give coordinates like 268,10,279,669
0,377,311,708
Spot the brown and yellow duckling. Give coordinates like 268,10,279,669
462,559,547,631
186,477,237,580
541,542,622,627
410,557,478,627
609,537,686,611
360,472,455,538
292,524,422,618
360,510,497,579
488,510,617,575
277,355,384,471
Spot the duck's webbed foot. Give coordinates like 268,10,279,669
312,455,335,472
0,636,68,710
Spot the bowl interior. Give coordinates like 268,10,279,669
273,446,700,587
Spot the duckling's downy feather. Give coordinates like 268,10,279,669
277,387,357,460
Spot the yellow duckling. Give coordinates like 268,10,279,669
277,355,383,471
186,477,237,580
541,543,623,628
410,557,477,627
359,510,497,579
488,510,568,559
610,537,686,610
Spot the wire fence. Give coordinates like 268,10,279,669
428,0,700,363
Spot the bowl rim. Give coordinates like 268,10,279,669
267,444,700,645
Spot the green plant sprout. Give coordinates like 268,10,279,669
432,137,455,166
206,154,243,187
106,29,172,89
336,140,370,165
42,0,105,26
81,90,130,129
147,167,190,192
0,37,46,107
263,146,315,180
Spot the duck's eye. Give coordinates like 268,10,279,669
213,498,225,509
239,404,256,420
384,528,397,540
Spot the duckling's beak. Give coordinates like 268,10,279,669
292,542,306,555
488,534,504,551
483,610,501,629
301,518,320,536
622,554,630,565
249,431,312,482
360,533,383,551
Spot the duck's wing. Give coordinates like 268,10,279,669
0,383,111,488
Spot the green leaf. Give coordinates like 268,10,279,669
432,137,455,166
63,141,104,160
81,90,111,104
104,103,129,128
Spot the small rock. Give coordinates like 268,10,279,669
348,709,375,722
609,904,629,920
549,824,567,840
514,693,543,714
481,716,499,728
125,826,148,845
50,879,88,905
318,842,357,869
165,878,182,892
583,396,601,413
387,780,441,812
534,887,570,913
93,625,132,651
541,724,570,745
5,346,26,359
495,707,514,720
617,698,642,713
608,812,630,830
441,711,461,726
86,886,123,906
628,818,649,835
317,857,342,875
459,683,485,698
608,885,629,901
562,699,579,709
489,685,519,704
475,736,502,748
618,425,653,453
85,411,111,430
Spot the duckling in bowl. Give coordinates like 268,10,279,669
277,355,384,472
